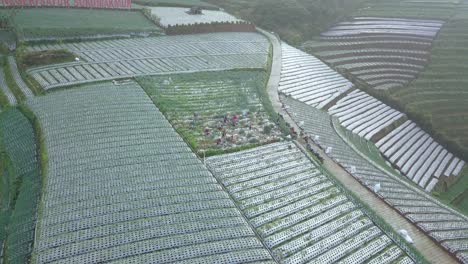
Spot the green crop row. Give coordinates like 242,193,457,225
0,108,42,264
0,8,162,41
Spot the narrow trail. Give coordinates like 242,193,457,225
259,28,459,264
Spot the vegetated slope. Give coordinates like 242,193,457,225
202,0,367,45
297,0,467,221
0,63,17,106
389,19,468,159
207,142,414,263
282,96,468,263
278,43,464,193
26,32,269,90
138,70,282,154
27,81,274,263
0,108,41,263
387,2,468,209
329,90,405,141
330,90,465,193
303,17,443,90
279,43,354,109
0,8,161,41
356,0,458,20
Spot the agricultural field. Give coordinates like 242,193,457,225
387,3,468,209
0,8,161,40
278,38,465,195
8,56,35,98
150,7,241,27
0,30,15,51
27,81,274,263
0,109,41,263
133,0,217,8
295,0,468,229
376,120,465,191
279,43,354,109
303,17,443,90
25,32,270,90
282,96,468,262
203,0,367,45
356,0,459,20
329,90,405,141
0,64,17,107
207,142,414,263
138,70,283,155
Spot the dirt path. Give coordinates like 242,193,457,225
260,28,459,264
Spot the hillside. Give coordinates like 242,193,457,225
203,0,366,45
0,2,467,264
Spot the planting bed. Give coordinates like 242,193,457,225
207,142,413,264
27,81,273,263
282,96,468,263
138,70,282,154
303,17,443,90
27,32,269,90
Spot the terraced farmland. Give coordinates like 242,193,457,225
388,15,468,209
0,64,17,106
279,43,354,109
278,50,465,194
303,17,443,90
0,109,41,263
376,120,465,191
150,7,241,27
0,8,161,41
138,70,282,153
26,32,269,90
8,56,35,98
329,90,405,141
207,142,414,263
356,0,459,20
282,96,468,263
27,81,274,263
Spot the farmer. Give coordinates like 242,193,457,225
289,127,295,137
232,115,238,126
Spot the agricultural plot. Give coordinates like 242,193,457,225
150,7,241,27
355,0,459,20
8,56,35,98
376,120,465,192
138,70,282,154
0,8,161,41
278,43,354,109
0,65,17,106
328,90,405,141
282,96,468,263
133,0,217,8
303,17,443,90
0,109,41,264
26,32,270,90
27,81,273,263
334,0,468,210
207,142,413,263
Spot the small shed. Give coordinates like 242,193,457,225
187,6,203,15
